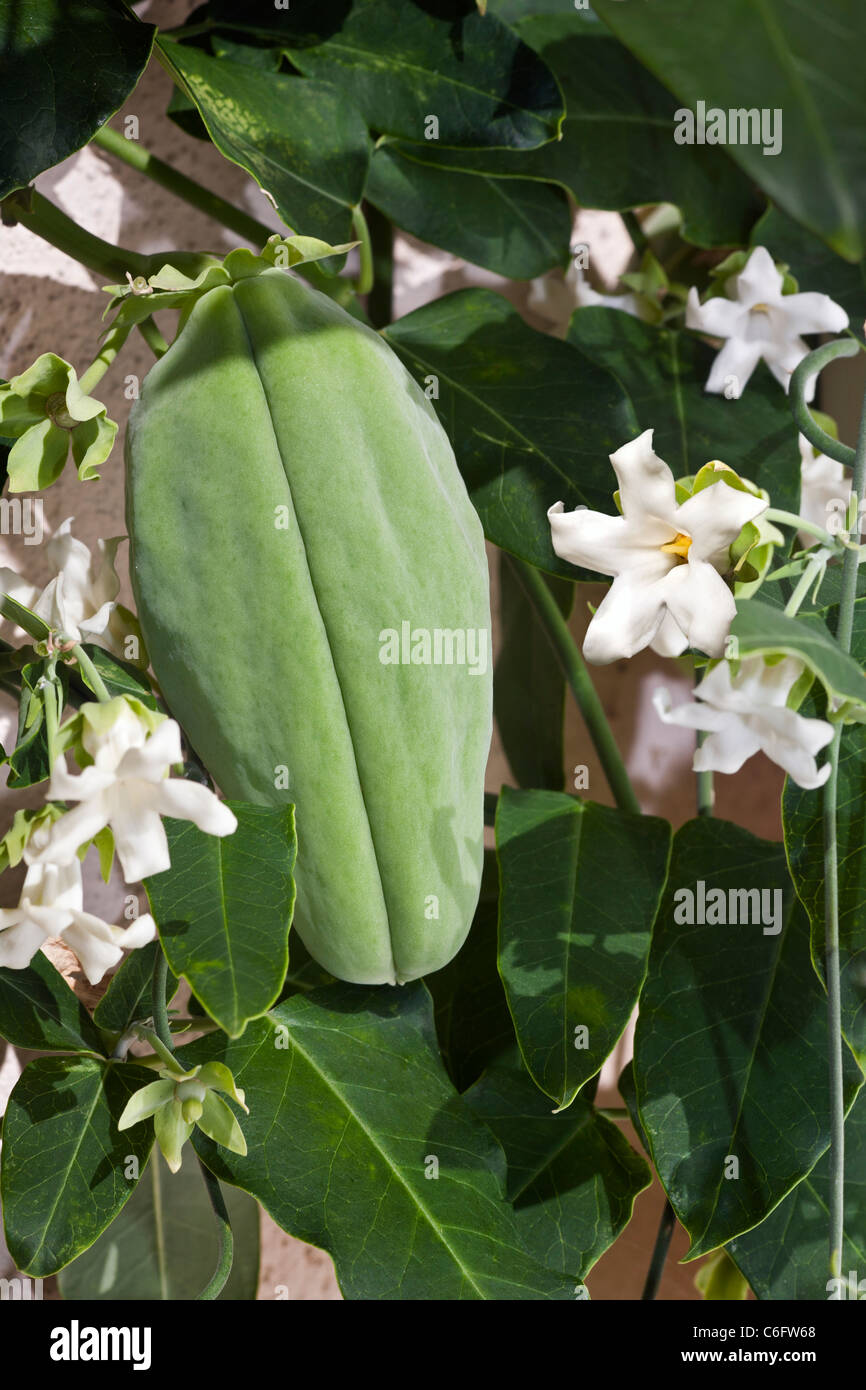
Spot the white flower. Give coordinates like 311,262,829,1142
0,517,135,657
527,263,649,337
0,833,156,983
32,699,237,883
685,247,848,401
653,655,833,789
798,433,849,547
548,429,767,663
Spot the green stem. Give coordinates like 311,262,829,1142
764,508,838,548
784,552,829,618
196,1158,234,1300
92,124,274,247
365,201,394,328
695,729,714,817
352,204,374,297
137,316,169,359
508,556,641,815
43,664,63,769
790,339,859,467
78,321,132,395
151,953,174,1055
641,1200,675,1301
70,644,112,702
819,371,866,1278
2,188,149,281
622,209,649,256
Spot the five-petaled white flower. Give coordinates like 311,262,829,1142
33,700,237,883
686,247,848,401
548,430,767,663
0,517,136,658
0,830,156,983
653,655,833,790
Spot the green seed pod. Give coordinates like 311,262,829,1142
126,268,491,985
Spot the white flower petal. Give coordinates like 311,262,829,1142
110,800,172,883
609,430,679,523
747,707,833,789
661,561,736,657
685,288,744,337
36,797,112,865
652,686,731,733
703,336,764,396
548,502,638,577
0,916,50,969
693,721,763,775
778,291,849,338
61,909,157,984
154,780,238,838
649,610,690,658
583,570,667,663
117,719,183,782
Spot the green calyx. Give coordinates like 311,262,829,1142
117,1058,249,1174
102,233,358,334
0,353,117,492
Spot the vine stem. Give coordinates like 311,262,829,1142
641,1200,675,1301
2,187,150,280
821,392,866,1279
70,644,112,702
92,124,274,247
151,951,174,1055
507,555,641,815
77,321,133,395
195,1159,234,1300
352,204,374,297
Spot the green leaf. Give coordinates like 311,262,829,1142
634,818,862,1259
496,787,672,1110
383,289,634,579
58,1151,260,1300
186,983,576,1299
728,1085,866,1299
0,951,104,1053
428,852,515,1093
145,803,296,1038
731,599,866,721
392,9,761,248
465,1055,651,1280
494,554,572,791
366,146,571,279
566,311,802,515
0,0,155,199
1,1057,154,1276
753,203,866,344
592,0,866,261
92,940,176,1037
289,0,564,150
156,39,370,243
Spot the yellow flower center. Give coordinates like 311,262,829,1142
749,302,771,314
660,532,692,561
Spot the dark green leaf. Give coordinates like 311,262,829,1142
0,951,104,1053
634,818,862,1258
92,941,177,1038
0,0,155,199
289,0,564,150
495,554,572,790
186,983,575,1299
393,9,761,248
496,787,671,1109
728,1086,866,1299
465,1055,650,1279
156,39,370,242
58,1151,260,1300
428,851,515,1092
366,145,571,279
567,311,801,514
593,0,866,261
1,1057,154,1276
145,802,296,1038
383,289,634,578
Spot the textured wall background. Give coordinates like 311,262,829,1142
3,0,860,1301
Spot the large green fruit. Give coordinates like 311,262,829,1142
126,268,492,985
